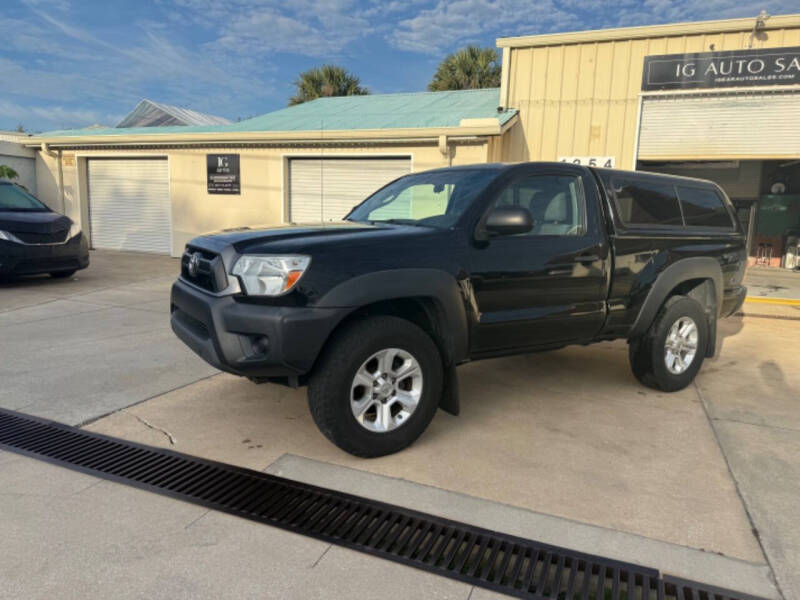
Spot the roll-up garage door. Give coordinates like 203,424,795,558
289,157,411,223
88,158,171,254
638,91,800,160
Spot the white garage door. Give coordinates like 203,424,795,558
289,157,411,223
88,158,171,254
638,91,800,160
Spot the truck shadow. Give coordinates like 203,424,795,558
712,314,745,360
456,339,653,412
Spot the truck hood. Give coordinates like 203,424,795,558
192,221,440,254
0,210,71,234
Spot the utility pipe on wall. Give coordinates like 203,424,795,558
438,134,451,165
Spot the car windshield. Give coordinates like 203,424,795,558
0,184,48,211
346,168,499,229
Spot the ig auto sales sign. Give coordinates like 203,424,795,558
207,154,240,194
642,47,800,91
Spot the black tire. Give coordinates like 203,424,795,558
50,270,76,279
308,315,443,457
628,295,709,392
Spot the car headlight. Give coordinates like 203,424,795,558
0,230,23,244
68,221,81,239
231,255,311,296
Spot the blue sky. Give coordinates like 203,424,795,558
2,0,797,132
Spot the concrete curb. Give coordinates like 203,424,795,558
266,454,780,600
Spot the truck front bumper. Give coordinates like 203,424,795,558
170,278,350,378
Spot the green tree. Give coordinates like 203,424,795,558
0,165,19,181
428,45,501,91
289,65,369,106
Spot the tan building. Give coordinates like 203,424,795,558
27,13,800,266
27,90,516,256
494,13,800,266
0,131,37,194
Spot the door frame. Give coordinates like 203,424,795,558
282,153,413,224
80,154,172,255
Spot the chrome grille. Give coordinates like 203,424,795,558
180,247,228,293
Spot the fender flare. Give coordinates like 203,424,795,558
317,269,470,415
628,257,723,353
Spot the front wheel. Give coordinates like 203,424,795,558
629,295,709,392
308,315,443,457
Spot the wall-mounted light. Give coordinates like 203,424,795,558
748,10,770,48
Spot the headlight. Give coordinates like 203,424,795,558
0,230,23,243
68,221,81,239
231,255,310,296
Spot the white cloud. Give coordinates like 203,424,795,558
4,4,275,129
612,0,799,26
20,0,71,12
0,99,117,131
390,0,800,54
9,0,800,131
215,9,361,56
164,0,370,57
390,0,580,54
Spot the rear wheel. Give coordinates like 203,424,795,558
50,270,76,279
308,315,443,457
628,295,709,392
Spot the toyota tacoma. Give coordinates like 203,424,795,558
171,162,747,457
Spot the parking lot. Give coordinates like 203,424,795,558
1,250,799,599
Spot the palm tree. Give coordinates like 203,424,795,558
289,65,369,106
428,46,501,91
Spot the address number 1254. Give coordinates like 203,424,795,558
558,156,615,168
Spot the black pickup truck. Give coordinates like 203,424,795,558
171,162,747,457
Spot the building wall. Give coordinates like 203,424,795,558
501,20,800,167
35,151,63,213
37,140,488,256
0,141,37,194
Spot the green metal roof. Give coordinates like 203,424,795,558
41,89,516,138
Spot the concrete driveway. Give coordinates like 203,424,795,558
0,250,217,425
1,251,798,599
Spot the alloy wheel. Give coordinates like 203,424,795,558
664,316,698,375
350,348,423,433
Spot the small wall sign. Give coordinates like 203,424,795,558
207,154,240,194
642,47,800,91
559,156,615,168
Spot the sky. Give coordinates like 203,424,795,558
2,0,798,132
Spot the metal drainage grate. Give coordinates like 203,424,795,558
0,408,765,600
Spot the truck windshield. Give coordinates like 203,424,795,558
346,169,499,229
0,184,48,212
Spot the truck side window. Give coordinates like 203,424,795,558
368,184,452,221
492,174,585,236
676,186,734,229
610,177,682,226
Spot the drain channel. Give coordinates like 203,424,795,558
0,408,765,600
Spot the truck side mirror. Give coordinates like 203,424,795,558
484,206,534,236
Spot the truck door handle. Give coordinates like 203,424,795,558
574,253,599,263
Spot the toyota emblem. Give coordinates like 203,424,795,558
187,252,201,277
